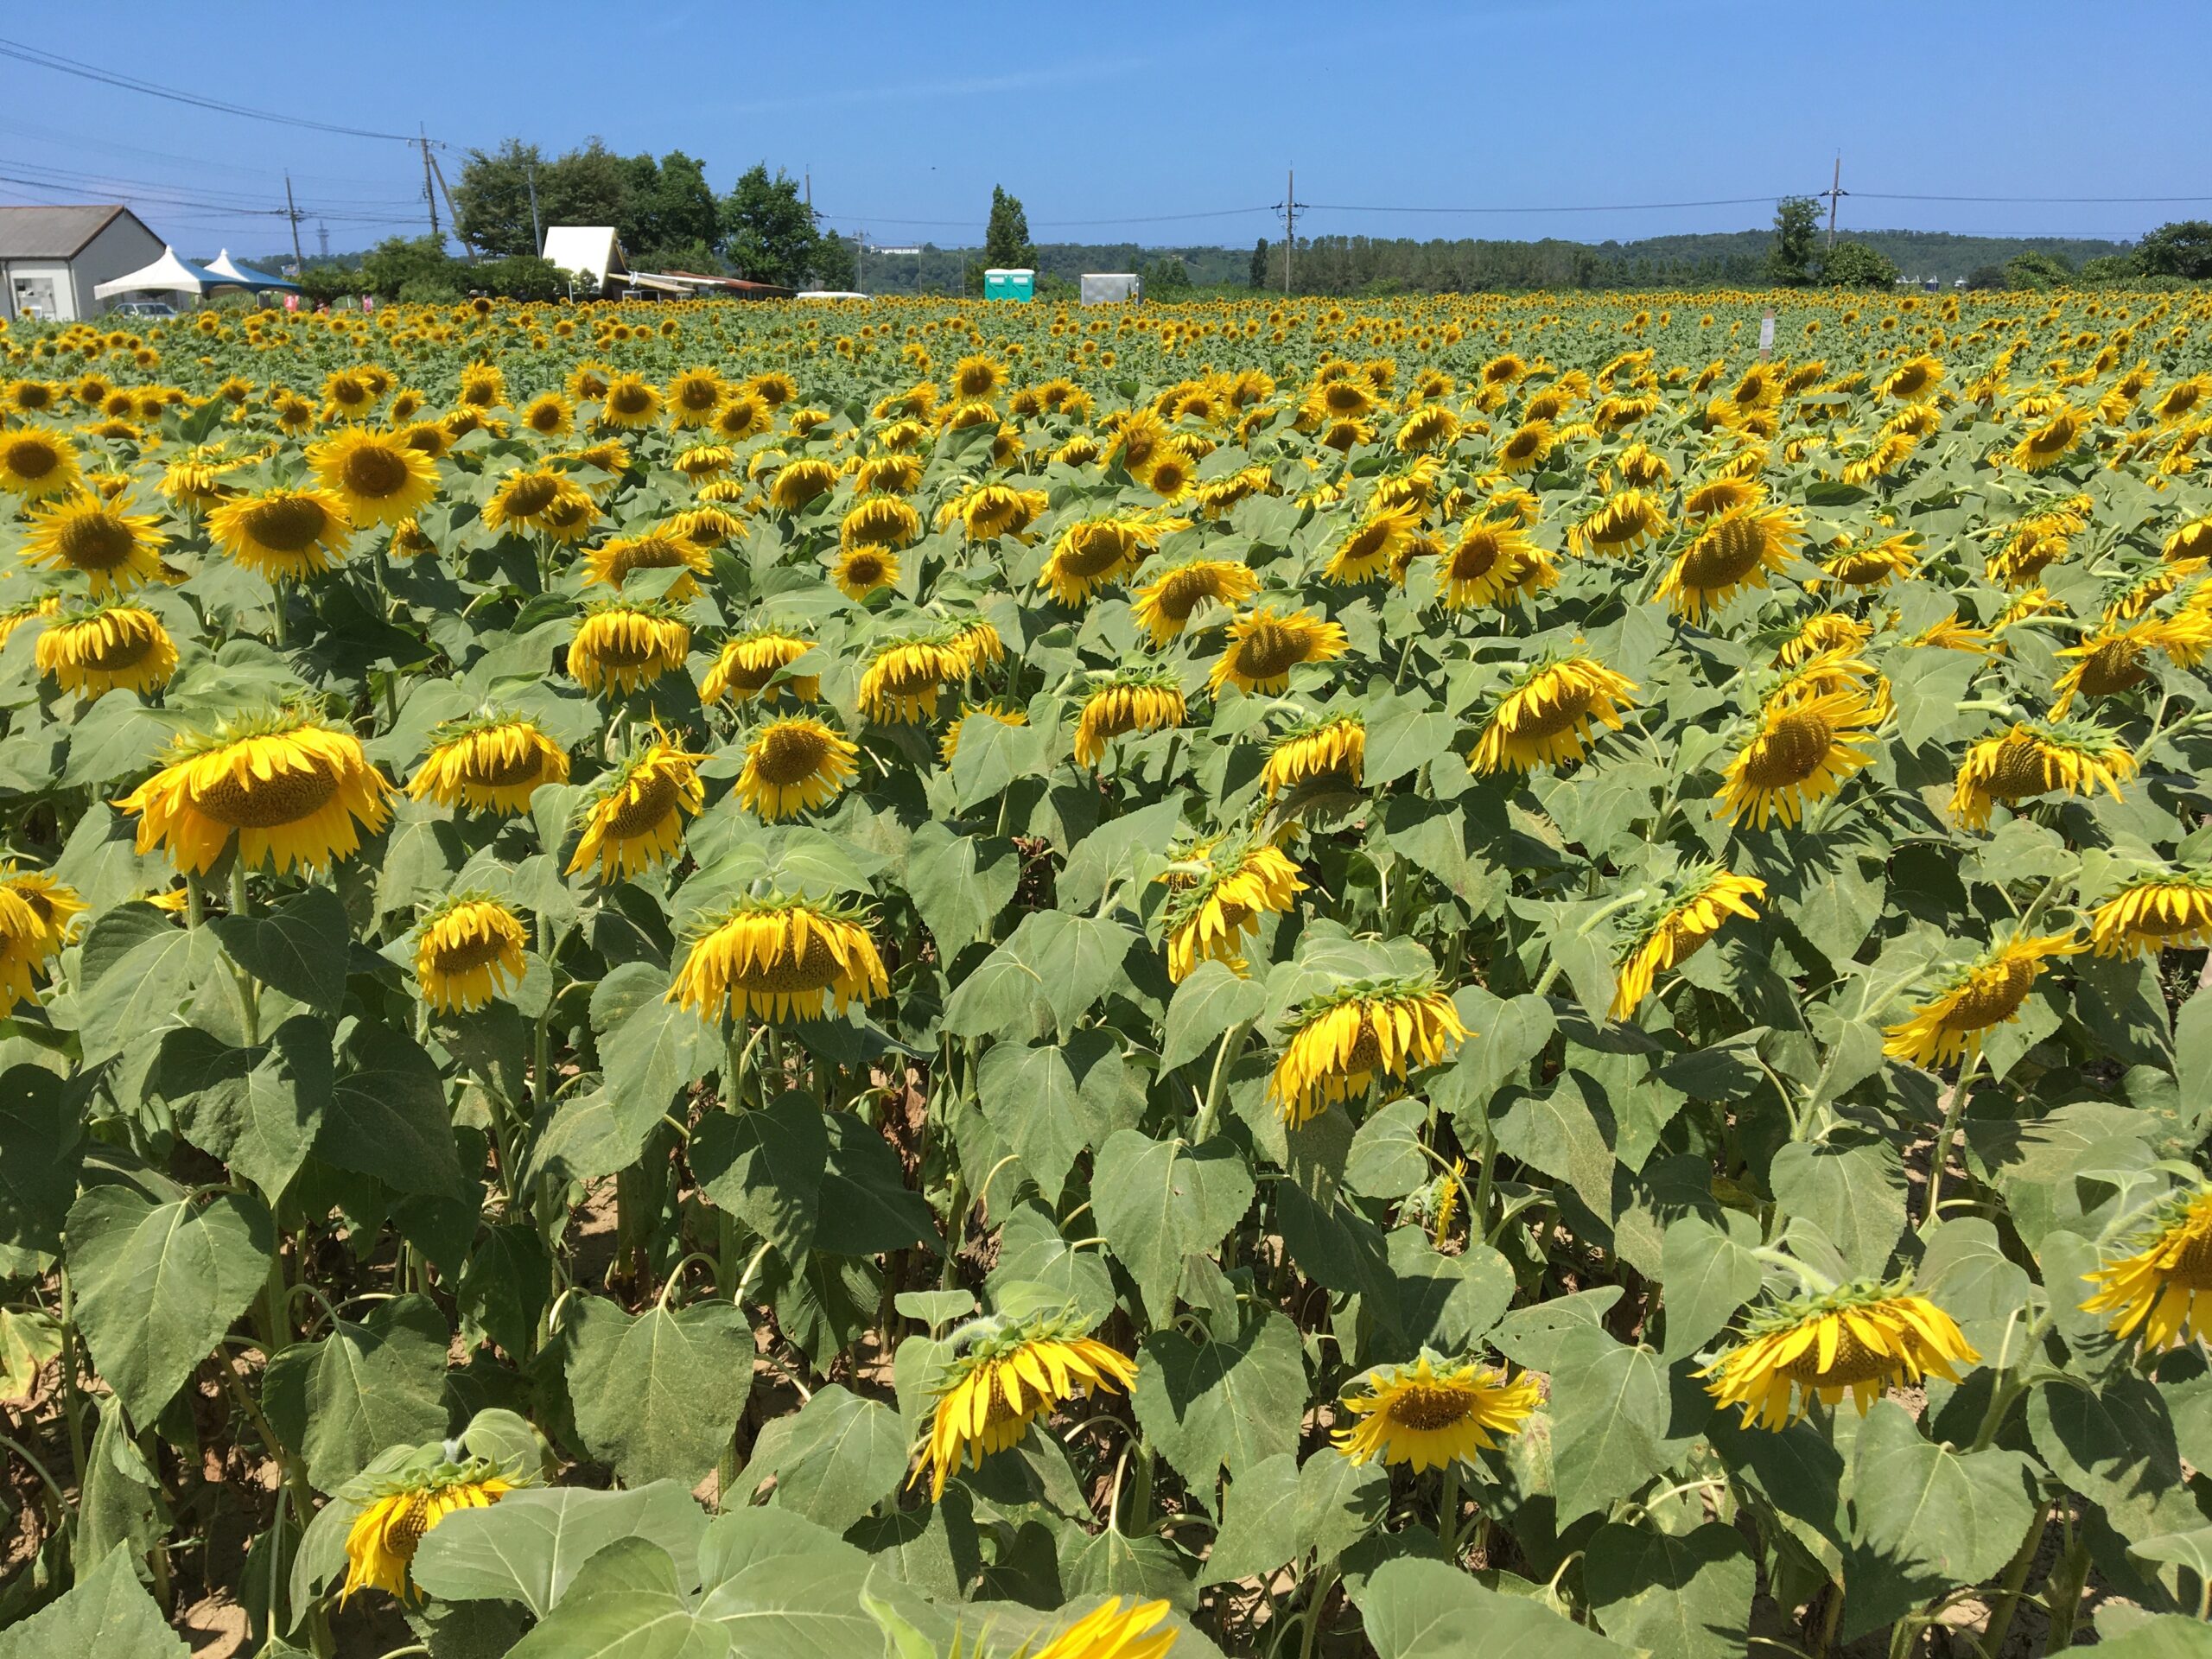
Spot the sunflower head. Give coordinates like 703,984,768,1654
22,491,168,596
733,715,860,821
34,602,178,699
2088,868,2212,959
1702,1280,1977,1430
0,429,81,499
1073,666,1188,766
2082,1184,2212,1352
416,895,529,1014
567,601,692,698
700,628,818,706
408,715,570,814
566,731,707,883
1334,1352,1541,1471
1719,683,1881,830
1949,719,2135,830
1261,712,1366,801
667,893,888,1025
910,1310,1136,1499
1882,931,2084,1067
858,632,967,723
1269,975,1469,1124
1471,653,1638,773
1160,834,1306,981
1657,504,1805,620
207,486,353,582
1208,606,1350,697
309,428,440,527
340,1456,518,1603
582,531,712,601
1567,489,1667,558
1130,558,1260,645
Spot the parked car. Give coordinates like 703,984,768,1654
111,299,178,318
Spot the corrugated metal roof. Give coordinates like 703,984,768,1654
0,204,133,259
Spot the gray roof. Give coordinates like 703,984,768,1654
0,204,138,259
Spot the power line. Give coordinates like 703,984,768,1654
0,37,425,143
1303,195,1796,216
1853,192,2212,205
0,156,418,213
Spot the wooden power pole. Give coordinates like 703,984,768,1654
1823,155,1847,251
421,127,439,238
284,173,305,272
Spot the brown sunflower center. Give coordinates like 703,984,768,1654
2077,641,2147,698
194,755,340,828
2165,1224,2212,1286
1384,1382,1477,1432
753,723,833,785
1680,518,1770,588
1061,527,1135,578
1234,620,1314,682
6,438,59,479
1745,709,1835,787
500,475,563,518
340,445,412,499
603,769,683,838
385,1492,435,1562
841,551,889,588
1158,567,1227,620
1510,683,1595,740
609,385,655,416
677,381,719,411
1985,735,2057,799
428,925,513,976
1779,1323,1897,1389
242,497,335,554
733,926,842,994
76,620,158,671
1451,534,1503,582
1946,957,2037,1031
54,513,137,570
461,734,547,787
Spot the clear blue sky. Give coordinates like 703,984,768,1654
4,0,2207,261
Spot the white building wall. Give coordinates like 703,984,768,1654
73,216,164,316
6,261,76,321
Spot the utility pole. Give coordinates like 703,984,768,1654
420,126,439,238
283,172,305,273
526,161,542,256
1822,154,1847,251
852,226,866,295
429,148,471,257
1274,166,1306,295
317,220,329,258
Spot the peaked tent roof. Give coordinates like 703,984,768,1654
204,250,298,290
541,226,628,286
92,245,220,301
0,203,143,260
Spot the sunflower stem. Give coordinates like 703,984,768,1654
227,864,260,1046
1436,1460,1464,1560
1191,1020,1251,1147
1976,1497,2050,1658
1750,1245,1839,1297
1919,1046,1986,1234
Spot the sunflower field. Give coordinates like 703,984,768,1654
3,286,2212,1659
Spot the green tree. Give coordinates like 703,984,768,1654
812,232,859,292
453,139,545,257
985,185,1037,270
538,139,635,242
1249,238,1269,289
720,164,820,287
632,151,721,264
1141,254,1193,297
357,235,460,302
2078,252,2141,285
2135,219,2212,279
1820,239,1900,289
1767,196,1821,287
470,254,566,302
2004,249,2074,290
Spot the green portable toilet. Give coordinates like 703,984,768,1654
983,267,1035,302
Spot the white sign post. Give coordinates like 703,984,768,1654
1758,310,1776,361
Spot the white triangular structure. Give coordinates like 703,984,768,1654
92,245,219,301
203,249,298,290
541,226,629,296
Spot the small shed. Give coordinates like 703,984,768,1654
1080,273,1140,306
0,203,164,321
540,226,630,297
983,267,1035,302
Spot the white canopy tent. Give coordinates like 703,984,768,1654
202,249,298,291
92,245,219,302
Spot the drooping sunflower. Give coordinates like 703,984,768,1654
0,867,86,1012
1269,976,1469,1125
1656,504,1805,620
2081,1185,2212,1352
1492,418,1555,474
21,491,168,595
2009,405,2085,473
581,531,713,601
1883,931,2084,1066
340,1460,517,1602
699,629,818,705
1778,612,1872,664
733,715,860,821
765,458,837,514
407,716,570,815
1718,683,1881,830
567,602,691,697
1470,655,1637,773
1567,489,1668,558
483,467,575,534
118,712,393,874
1323,504,1424,585
1261,712,1365,800
1702,1281,1977,1430
1040,513,1184,606
858,634,963,723
837,494,922,557
1949,719,2136,830
831,543,901,602
0,429,80,499
1160,837,1306,981
1816,532,1919,590
1679,475,1764,521
2050,613,2212,715
599,372,663,429
1129,558,1261,645
911,1313,1137,1500
415,896,529,1014
668,895,888,1024
1334,1354,1541,1471
207,486,353,582
1438,519,1558,610
567,733,706,882
945,481,1050,542
1074,668,1187,766
1208,606,1349,696
1028,1599,1177,1659
35,603,177,698
308,428,439,527
2088,869,2212,958
2163,516,2212,564
1608,868,1766,1020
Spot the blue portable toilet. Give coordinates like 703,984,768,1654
983,267,1035,302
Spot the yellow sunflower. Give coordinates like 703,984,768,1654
1656,504,1805,620
664,366,727,428
118,713,393,874
1470,655,1637,773
1269,976,1468,1125
34,603,177,698
340,1462,516,1603
1208,606,1349,696
407,717,569,815
1437,519,1558,610
911,1313,1136,1500
0,874,75,1014
2082,1185,2212,1352
1324,504,1424,585
1702,1282,1977,1430
944,482,1050,542
1129,559,1260,645
1567,489,1668,558
581,531,712,601
1949,720,2136,830
567,734,706,882
1261,713,1365,799
483,467,577,534
567,603,691,697
2050,613,2212,715
2009,405,2085,473
416,896,529,1014
700,629,818,705
733,716,859,820
859,634,969,724
840,494,922,555
2088,871,2212,958
1040,513,1185,606
668,895,888,1024
21,491,168,595
1073,669,1187,766
1719,684,1881,829
1334,1354,1541,1471
1816,533,1919,590
1160,837,1306,981
1609,868,1766,1019
308,428,440,527
1029,1599,1177,1659
1883,932,2084,1067
1492,418,1555,474
769,458,841,513
0,429,80,499
599,372,663,429
208,487,353,582
831,543,901,603
519,392,574,437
